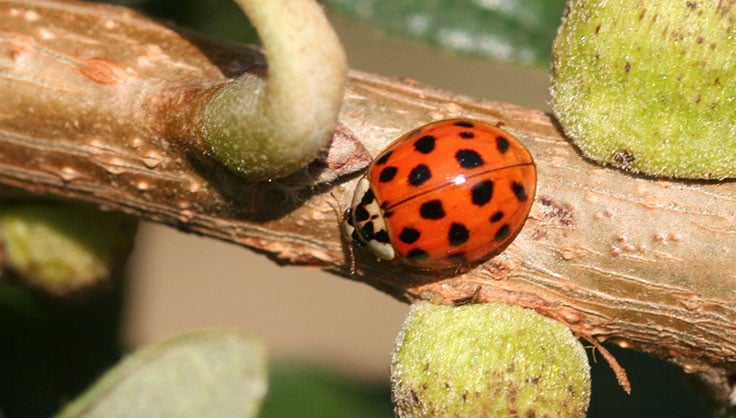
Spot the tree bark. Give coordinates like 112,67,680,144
1,0,735,404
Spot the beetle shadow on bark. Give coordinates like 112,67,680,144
183,154,306,222
185,127,367,223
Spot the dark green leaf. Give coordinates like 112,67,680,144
325,0,566,66
260,362,392,418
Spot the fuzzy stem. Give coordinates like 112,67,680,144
203,0,347,180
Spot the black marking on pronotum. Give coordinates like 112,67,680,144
379,166,398,182
494,224,511,242
471,180,493,206
456,149,484,169
360,189,375,206
419,200,445,220
354,205,370,222
414,135,436,154
448,222,470,247
374,229,390,244
360,221,375,240
408,164,432,186
496,136,510,153
511,182,528,202
399,227,420,244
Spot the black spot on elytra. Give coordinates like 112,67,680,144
489,211,504,223
408,164,432,186
383,209,394,218
448,223,470,246
456,149,484,169
374,229,390,244
494,224,511,242
459,131,474,139
379,166,398,182
354,205,370,222
419,200,445,220
407,248,429,262
414,135,436,154
399,227,420,244
375,150,393,166
471,180,494,206
454,120,474,128
511,182,528,202
496,136,510,153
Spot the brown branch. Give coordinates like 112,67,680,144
2,0,736,395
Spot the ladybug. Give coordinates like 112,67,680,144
344,118,536,268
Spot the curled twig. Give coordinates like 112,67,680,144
203,0,347,180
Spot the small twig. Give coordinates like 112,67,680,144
583,335,632,394
203,0,347,180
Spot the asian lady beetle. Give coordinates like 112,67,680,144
344,119,536,268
